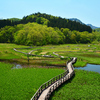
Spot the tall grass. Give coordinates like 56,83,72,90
50,69,100,100
0,62,64,100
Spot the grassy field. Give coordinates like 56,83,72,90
0,43,100,67
0,62,64,100
49,70,100,100
0,43,100,100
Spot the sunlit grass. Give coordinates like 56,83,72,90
50,69,100,100
0,62,64,100
0,43,100,67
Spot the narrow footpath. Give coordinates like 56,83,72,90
31,57,77,100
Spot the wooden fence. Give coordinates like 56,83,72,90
31,70,69,100
31,57,77,100
13,47,77,100
45,71,75,100
13,48,54,58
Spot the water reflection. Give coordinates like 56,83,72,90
75,64,100,73
12,64,22,69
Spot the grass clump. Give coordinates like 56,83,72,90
49,69,100,100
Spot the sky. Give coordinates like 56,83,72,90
0,0,100,27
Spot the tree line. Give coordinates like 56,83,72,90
0,22,99,45
0,12,92,33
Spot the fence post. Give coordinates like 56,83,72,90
58,80,59,86
56,82,57,88
48,81,49,87
41,86,42,92
45,83,46,89
53,85,54,91
56,76,57,81
54,77,55,83
51,80,52,84
59,75,60,79
60,79,62,85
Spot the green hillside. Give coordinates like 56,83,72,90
95,28,100,33
0,22,98,45
0,12,100,46
0,12,92,33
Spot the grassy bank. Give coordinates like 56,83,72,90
49,69,100,100
0,62,64,100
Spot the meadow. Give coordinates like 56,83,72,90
0,43,100,100
50,70,100,100
1,43,100,67
0,62,64,100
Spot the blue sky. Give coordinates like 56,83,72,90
0,0,100,27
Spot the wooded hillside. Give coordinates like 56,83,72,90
0,12,92,33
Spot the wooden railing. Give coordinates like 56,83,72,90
13,48,54,58
31,70,69,100
44,66,75,100
13,47,77,100
31,57,77,100
45,71,75,100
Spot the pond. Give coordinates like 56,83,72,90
11,63,100,73
75,64,100,73
12,64,22,69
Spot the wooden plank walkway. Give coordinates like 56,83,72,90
13,47,77,100
31,57,77,100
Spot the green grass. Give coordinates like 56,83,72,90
0,62,64,100
1,43,100,67
0,43,100,99
49,69,100,100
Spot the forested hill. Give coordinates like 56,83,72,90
0,12,92,33
95,28,100,33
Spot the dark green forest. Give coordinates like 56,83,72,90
0,12,92,32
0,12,100,46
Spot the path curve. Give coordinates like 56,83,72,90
13,48,77,100
31,57,77,100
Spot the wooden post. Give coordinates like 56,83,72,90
53,85,54,91
53,78,55,83
56,76,57,81
41,86,43,91
27,54,29,64
51,80,52,84
56,82,57,88
45,83,46,89
59,75,60,79
48,81,49,86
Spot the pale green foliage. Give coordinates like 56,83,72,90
14,22,64,45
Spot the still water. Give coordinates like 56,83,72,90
12,63,100,73
12,64,22,69
75,64,100,73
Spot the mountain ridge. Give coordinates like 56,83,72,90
69,18,99,29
